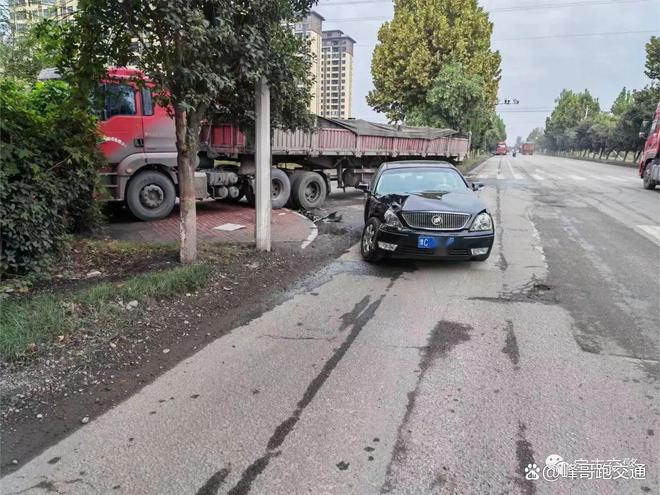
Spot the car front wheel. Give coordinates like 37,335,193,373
361,218,384,262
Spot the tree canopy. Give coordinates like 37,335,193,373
367,0,501,123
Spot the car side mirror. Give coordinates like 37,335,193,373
472,182,484,191
356,184,370,194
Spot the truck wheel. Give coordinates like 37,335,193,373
643,164,657,190
290,171,327,210
361,218,384,263
244,169,291,209
271,168,291,209
125,170,176,221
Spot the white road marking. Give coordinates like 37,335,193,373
496,174,506,180
568,174,586,181
605,175,629,182
290,209,319,249
477,174,489,179
637,225,660,245
532,173,546,181
506,160,523,180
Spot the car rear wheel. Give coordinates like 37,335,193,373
361,218,384,262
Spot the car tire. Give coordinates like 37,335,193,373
643,164,657,190
290,171,327,210
125,170,176,221
361,218,384,262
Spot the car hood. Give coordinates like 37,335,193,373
379,190,486,214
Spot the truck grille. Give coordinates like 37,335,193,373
401,211,471,231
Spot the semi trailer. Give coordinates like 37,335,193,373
94,68,470,220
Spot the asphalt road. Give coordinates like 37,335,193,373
2,155,659,494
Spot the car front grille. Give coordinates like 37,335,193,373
401,211,471,231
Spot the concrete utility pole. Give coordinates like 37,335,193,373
255,77,272,251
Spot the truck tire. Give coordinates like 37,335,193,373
271,168,291,209
245,168,291,209
125,170,176,221
643,163,658,190
290,171,327,210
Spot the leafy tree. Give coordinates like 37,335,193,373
0,22,62,81
644,36,660,82
54,0,315,263
611,87,633,116
405,62,489,134
481,113,506,151
526,128,544,143
544,89,600,151
368,0,501,122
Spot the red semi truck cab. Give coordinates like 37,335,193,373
521,143,534,155
495,142,508,155
639,102,660,190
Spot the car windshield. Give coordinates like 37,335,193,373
375,167,468,195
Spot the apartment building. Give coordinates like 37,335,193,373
294,11,324,116
8,0,77,34
320,29,355,119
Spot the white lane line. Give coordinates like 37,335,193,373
290,209,319,249
477,174,489,179
496,174,506,180
532,173,546,181
506,160,523,180
568,174,587,181
637,225,660,245
605,175,630,182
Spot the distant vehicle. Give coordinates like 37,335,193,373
495,142,508,155
77,67,471,220
639,102,660,190
359,161,494,262
512,149,517,157
521,143,535,155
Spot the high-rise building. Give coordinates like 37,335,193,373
294,11,324,116
320,29,355,120
8,0,77,35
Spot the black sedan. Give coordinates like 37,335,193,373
359,161,495,262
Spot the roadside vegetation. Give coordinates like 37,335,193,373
526,36,660,162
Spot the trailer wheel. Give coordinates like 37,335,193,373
271,168,291,209
125,170,176,221
245,168,291,209
290,171,327,210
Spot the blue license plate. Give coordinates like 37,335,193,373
417,236,439,249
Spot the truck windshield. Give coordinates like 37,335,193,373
95,83,136,120
375,168,468,195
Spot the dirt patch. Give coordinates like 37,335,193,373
0,231,355,473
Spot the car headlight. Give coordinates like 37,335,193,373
384,209,403,229
469,212,493,232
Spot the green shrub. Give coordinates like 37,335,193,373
0,78,103,276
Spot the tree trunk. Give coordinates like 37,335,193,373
175,105,197,264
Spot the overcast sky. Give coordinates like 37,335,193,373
315,0,660,143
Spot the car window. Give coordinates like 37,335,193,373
375,168,467,195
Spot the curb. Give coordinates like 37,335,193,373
288,209,319,249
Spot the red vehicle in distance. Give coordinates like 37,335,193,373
521,143,535,155
495,142,508,155
639,101,660,190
